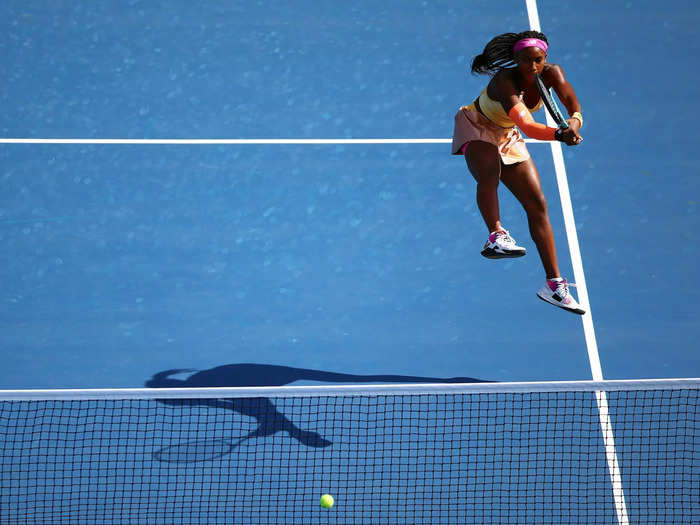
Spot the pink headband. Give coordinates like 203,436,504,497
513,38,548,55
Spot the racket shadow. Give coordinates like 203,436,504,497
150,396,333,464
154,436,251,463
147,363,491,464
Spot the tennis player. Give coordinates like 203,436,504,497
452,30,585,315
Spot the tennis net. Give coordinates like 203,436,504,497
1,379,697,524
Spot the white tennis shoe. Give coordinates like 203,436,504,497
537,278,586,315
480,230,527,259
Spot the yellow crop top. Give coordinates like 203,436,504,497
477,88,543,128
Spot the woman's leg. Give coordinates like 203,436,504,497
464,141,503,233
500,158,560,279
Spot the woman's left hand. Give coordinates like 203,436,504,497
566,118,581,134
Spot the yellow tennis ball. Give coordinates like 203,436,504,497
320,494,334,509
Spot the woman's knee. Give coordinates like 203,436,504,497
525,191,549,218
476,176,500,191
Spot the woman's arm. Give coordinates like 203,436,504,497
491,70,581,145
544,64,583,133
491,72,559,141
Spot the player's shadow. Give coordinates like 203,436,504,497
146,363,491,463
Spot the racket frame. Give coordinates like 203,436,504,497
534,74,569,129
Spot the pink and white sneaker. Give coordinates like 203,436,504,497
480,230,526,259
537,278,586,315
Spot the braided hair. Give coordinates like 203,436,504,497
471,30,548,75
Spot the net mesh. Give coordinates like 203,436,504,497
1,381,697,524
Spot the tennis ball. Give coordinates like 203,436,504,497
320,494,334,509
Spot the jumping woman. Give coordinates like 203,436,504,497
452,30,585,315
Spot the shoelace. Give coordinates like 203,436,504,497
551,280,577,297
495,230,516,246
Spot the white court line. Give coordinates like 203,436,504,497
526,1,629,524
0,138,449,145
524,0,603,383
0,138,545,145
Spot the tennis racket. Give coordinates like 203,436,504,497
534,74,569,129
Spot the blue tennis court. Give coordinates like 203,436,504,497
2,0,697,389
1,1,699,523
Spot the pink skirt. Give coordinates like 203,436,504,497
451,104,530,165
